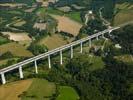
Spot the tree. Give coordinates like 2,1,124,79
28,43,48,55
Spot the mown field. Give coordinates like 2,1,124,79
56,86,79,100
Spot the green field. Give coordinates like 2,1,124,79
56,86,79,100
22,78,56,100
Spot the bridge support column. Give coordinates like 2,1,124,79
48,55,51,69
60,50,63,65
34,60,38,74
19,66,23,79
96,35,99,40
89,39,92,47
1,73,6,84
102,33,105,38
71,46,73,59
108,30,112,36
80,42,83,53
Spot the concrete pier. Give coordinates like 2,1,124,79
48,55,51,69
34,60,38,74
96,35,99,40
89,39,92,47
71,46,73,59
60,50,63,65
1,73,6,84
102,33,105,38
19,66,23,79
80,42,83,53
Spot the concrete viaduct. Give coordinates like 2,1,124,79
0,21,132,84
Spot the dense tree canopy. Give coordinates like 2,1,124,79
112,24,133,54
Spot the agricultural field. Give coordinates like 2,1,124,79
2,32,31,42
38,34,71,50
0,79,33,100
113,2,133,26
37,7,82,36
44,7,82,23
51,14,82,36
21,78,56,100
0,42,33,57
56,86,79,100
